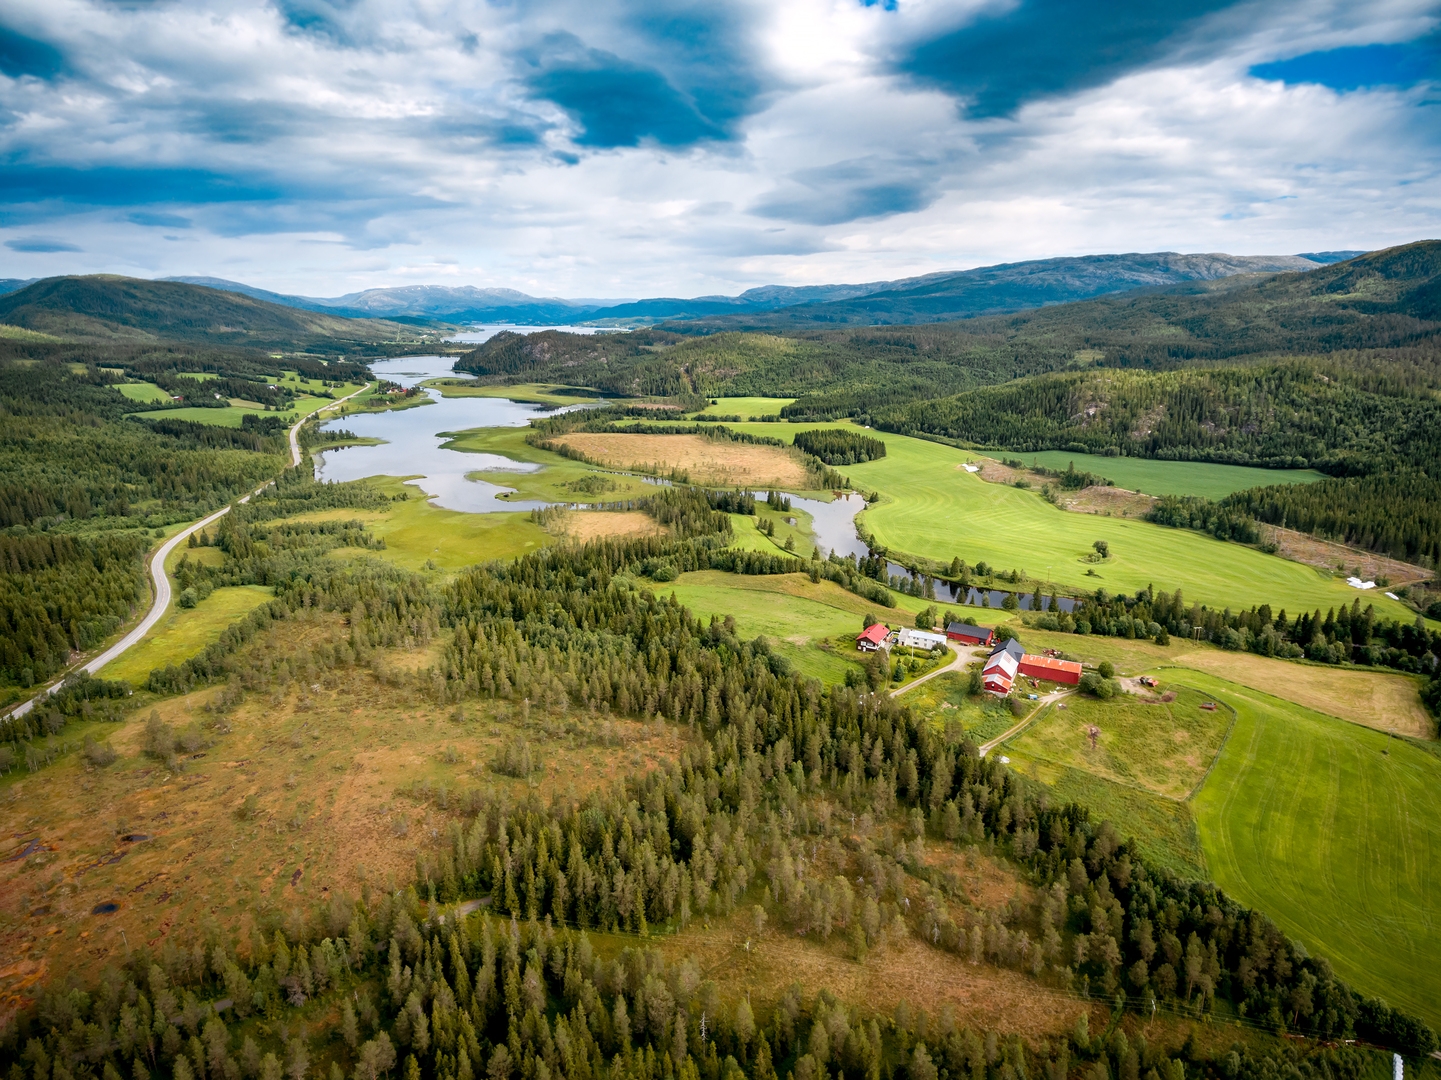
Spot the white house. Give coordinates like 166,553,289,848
898,628,947,650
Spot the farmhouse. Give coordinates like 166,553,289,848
982,638,1025,693
1017,654,1082,685
898,627,947,650
945,622,994,647
856,624,890,652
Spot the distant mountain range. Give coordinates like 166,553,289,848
0,249,1371,329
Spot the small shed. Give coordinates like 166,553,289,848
898,628,946,650
857,624,890,652
945,622,994,646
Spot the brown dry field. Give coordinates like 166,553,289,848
0,622,694,1013
549,510,668,543
1171,649,1433,737
554,434,809,488
1261,524,1432,584
1057,486,1157,518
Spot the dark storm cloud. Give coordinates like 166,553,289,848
751,159,939,225
0,23,66,79
525,40,728,148
895,0,1242,118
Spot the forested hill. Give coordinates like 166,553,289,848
0,275,435,349
662,251,1342,327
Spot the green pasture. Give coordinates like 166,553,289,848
100,585,274,685
904,672,1019,743
136,383,364,428
717,420,1418,623
1188,669,1441,1026
444,426,661,504
116,382,171,403
1016,451,1328,499
426,380,603,406
1001,683,1231,800
696,396,795,419
655,569,910,685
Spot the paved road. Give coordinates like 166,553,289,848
3,383,370,721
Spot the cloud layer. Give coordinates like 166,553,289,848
0,0,1437,296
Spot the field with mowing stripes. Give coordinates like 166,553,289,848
1189,669,1441,1027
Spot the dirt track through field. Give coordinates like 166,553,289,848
554,434,809,488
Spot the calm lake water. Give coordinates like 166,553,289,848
317,345,1049,611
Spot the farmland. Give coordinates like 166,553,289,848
695,395,796,418
713,420,1421,623
552,432,811,487
1017,450,1328,499
1189,669,1441,1027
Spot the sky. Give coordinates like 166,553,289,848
0,0,1438,298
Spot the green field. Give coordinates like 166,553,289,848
1002,682,1231,799
715,420,1419,624
425,380,603,406
100,585,274,685
696,396,795,419
136,382,364,428
116,382,171,403
904,671,1021,742
1188,669,1441,1027
657,569,913,685
1016,451,1328,499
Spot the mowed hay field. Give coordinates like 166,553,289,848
717,421,1420,624
1188,669,1441,1027
1019,451,1328,499
553,433,810,487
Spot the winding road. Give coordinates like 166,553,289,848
3,382,370,721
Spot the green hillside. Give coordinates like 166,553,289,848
0,275,433,348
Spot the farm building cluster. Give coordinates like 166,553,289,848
856,620,1082,693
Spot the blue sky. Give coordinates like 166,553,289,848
0,0,1437,297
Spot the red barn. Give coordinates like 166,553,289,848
1017,655,1082,685
945,622,994,647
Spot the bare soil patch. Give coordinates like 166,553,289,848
1056,485,1157,518
547,510,667,544
553,433,809,488
1261,524,1432,585
1173,650,1432,737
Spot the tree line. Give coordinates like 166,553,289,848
791,430,886,466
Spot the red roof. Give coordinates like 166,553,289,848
857,624,889,645
1018,655,1082,684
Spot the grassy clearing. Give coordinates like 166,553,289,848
131,381,365,428
0,627,695,989
99,585,275,685
116,382,171,403
1189,669,1441,1026
1002,682,1230,799
542,510,666,543
904,672,1020,743
256,477,550,573
695,396,796,419
714,421,1419,624
1016,451,1328,499
0,323,68,343
425,380,603,406
656,570,917,685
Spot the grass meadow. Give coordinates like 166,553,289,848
695,396,796,418
1016,451,1328,499
656,569,915,684
716,421,1419,624
427,380,603,406
99,585,275,685
1187,669,1441,1027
